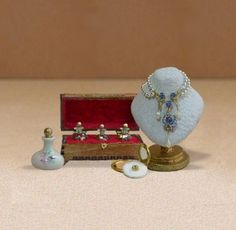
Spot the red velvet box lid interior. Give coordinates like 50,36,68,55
61,94,139,131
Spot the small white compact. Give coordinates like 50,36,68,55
123,160,148,179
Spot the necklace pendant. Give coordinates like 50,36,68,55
166,133,171,148
166,139,171,148
162,113,177,133
165,100,173,113
156,111,161,120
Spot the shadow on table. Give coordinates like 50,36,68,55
22,165,35,170
22,150,211,170
185,149,211,170
22,161,111,169
64,160,111,168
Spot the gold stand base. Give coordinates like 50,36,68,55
148,144,189,171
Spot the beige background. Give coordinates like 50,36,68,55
0,78,236,229
1,0,236,78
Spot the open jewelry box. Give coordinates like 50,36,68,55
60,94,149,164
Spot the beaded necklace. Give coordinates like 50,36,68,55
141,71,191,147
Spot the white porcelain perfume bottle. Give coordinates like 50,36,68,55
31,128,64,170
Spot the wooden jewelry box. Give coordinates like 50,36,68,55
60,94,149,164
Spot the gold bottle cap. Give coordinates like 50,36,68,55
44,128,53,138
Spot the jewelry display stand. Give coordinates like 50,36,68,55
131,67,204,171
148,145,189,171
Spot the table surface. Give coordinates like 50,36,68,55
0,78,235,230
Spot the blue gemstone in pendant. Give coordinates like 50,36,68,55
162,113,177,132
159,92,165,99
165,100,172,108
170,92,176,100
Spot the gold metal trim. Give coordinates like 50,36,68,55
138,143,151,165
61,93,135,99
101,143,108,150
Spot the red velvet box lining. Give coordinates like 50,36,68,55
64,134,142,144
61,94,139,130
